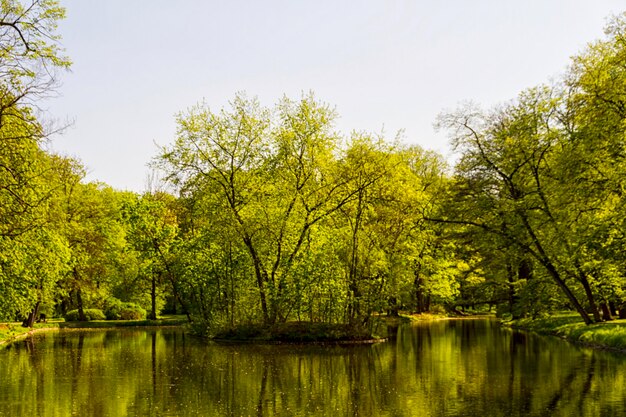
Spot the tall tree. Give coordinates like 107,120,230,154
0,0,71,325
436,91,598,324
158,93,366,325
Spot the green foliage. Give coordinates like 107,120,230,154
103,298,146,320
118,304,146,320
510,313,626,351
65,309,106,322
428,304,447,315
436,13,626,324
157,92,453,329
103,298,123,320
0,1,79,326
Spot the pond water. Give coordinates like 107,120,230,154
0,319,625,416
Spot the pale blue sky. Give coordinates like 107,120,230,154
46,1,624,191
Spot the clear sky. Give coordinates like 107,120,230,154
45,0,624,192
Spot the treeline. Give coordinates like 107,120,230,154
2,1,626,332
156,94,455,330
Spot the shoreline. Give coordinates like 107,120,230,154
502,314,626,354
2,313,491,348
0,317,188,348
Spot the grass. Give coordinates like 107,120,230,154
506,312,626,352
0,315,188,347
379,313,446,327
0,322,57,344
381,310,493,326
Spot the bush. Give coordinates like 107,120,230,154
119,303,146,320
65,309,106,322
429,304,447,315
104,298,123,320
103,299,146,320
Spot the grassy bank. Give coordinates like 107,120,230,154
382,311,493,326
505,312,626,352
0,316,188,347
0,322,58,346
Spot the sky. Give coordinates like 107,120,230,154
45,0,624,192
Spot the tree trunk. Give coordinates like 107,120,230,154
414,266,426,314
387,297,400,317
148,273,157,320
347,194,363,324
22,301,41,328
506,262,524,319
152,241,191,322
578,269,601,323
243,236,269,324
76,289,87,321
534,257,592,324
518,214,592,325
600,303,613,321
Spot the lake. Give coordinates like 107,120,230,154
1,319,625,416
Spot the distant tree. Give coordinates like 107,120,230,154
122,192,180,320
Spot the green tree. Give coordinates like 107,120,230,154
58,166,130,321
436,93,599,323
0,0,70,133
158,93,363,326
122,192,180,320
0,150,71,324
0,0,71,326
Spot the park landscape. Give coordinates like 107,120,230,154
2,1,626,416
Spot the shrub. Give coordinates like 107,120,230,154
103,299,146,320
429,304,447,315
119,303,146,320
104,298,123,320
65,309,106,322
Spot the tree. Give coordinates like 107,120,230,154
0,0,70,138
158,93,367,326
122,192,180,320
0,149,71,324
0,0,71,326
436,91,600,324
59,168,130,321
435,48,626,324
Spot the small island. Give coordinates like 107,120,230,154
211,321,385,344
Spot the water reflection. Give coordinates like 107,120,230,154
0,320,625,416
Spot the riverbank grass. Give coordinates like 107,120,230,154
0,322,57,344
508,312,626,351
